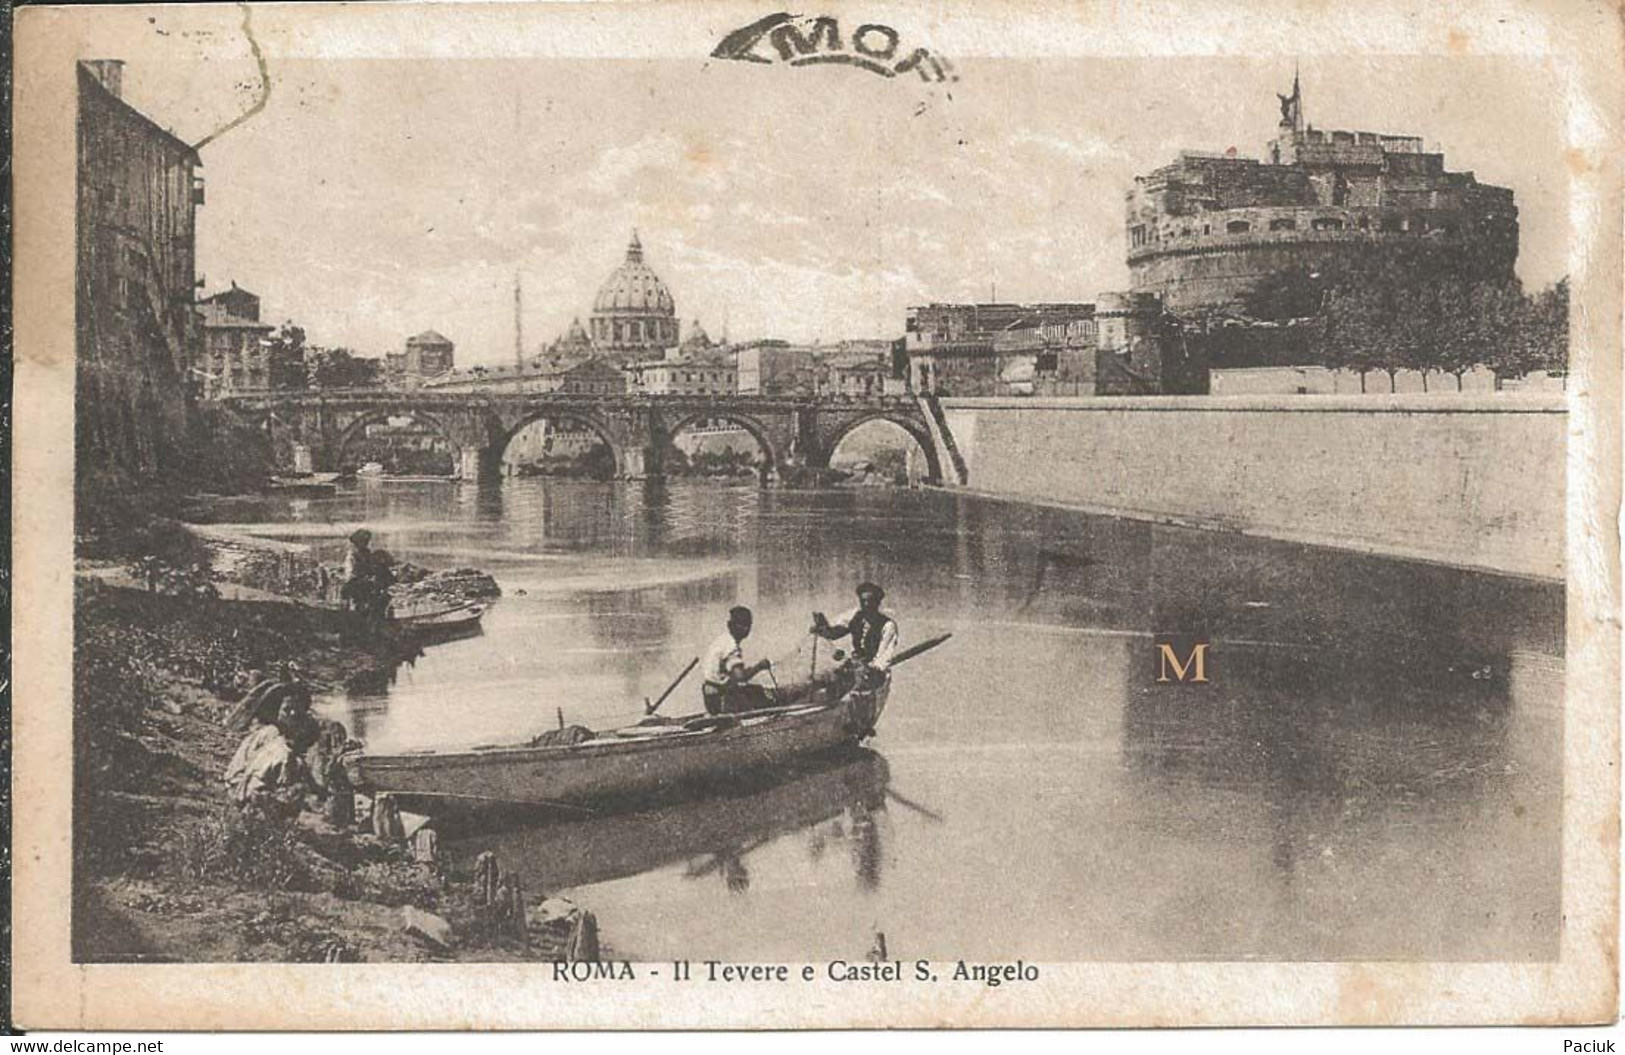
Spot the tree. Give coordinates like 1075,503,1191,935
307,347,384,389
265,323,309,391
1312,256,1565,393
1315,285,1384,392
1481,283,1544,387
1532,278,1570,378
1391,285,1443,391
1244,264,1333,322
1433,279,1478,391
1455,281,1522,390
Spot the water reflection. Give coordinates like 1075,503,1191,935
449,749,891,896
261,477,1563,962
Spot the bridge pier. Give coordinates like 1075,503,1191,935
621,444,664,480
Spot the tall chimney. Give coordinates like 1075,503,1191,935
81,59,126,99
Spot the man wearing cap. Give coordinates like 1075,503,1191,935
701,606,774,715
341,528,393,627
811,581,898,686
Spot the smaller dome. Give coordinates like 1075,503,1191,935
681,319,713,350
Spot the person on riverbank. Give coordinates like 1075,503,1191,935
811,581,898,689
224,681,322,814
341,529,394,628
701,606,774,715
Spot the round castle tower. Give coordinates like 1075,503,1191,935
1124,75,1519,317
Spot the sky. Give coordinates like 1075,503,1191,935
89,6,1573,366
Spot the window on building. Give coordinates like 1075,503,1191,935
1226,220,1251,234
1269,218,1297,231
1130,225,1148,248
1312,217,1345,231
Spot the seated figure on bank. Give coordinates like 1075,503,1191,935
223,681,324,816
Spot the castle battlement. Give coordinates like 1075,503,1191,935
1125,76,1518,316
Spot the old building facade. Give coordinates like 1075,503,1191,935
903,298,1205,397
197,282,278,398
386,329,456,388
1126,76,1518,318
624,347,736,396
424,356,628,395
904,302,1099,396
735,341,816,396
1092,292,1209,396
75,60,205,476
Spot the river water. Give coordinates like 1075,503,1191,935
225,477,1563,962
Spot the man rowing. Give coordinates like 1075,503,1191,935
811,581,898,689
701,606,775,715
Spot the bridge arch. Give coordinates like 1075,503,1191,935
822,411,942,484
496,409,626,477
662,410,780,473
333,408,461,475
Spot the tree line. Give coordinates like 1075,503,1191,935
1238,255,1570,392
258,323,387,389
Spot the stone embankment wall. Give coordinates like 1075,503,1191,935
935,395,1566,580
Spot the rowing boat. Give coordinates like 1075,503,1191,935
353,675,890,812
391,600,488,642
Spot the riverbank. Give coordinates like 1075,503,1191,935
73,552,599,963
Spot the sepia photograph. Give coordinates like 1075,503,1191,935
10,0,1620,1030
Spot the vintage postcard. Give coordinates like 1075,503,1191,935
10,0,1621,1030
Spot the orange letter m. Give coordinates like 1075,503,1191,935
1156,642,1209,683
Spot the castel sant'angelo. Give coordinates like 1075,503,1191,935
1125,73,1519,320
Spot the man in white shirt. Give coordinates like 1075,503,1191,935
701,606,774,715
812,581,898,686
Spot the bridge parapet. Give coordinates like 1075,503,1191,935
221,390,938,483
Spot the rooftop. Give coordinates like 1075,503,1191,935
407,329,454,346
77,63,202,164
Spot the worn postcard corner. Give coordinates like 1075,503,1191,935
9,0,1622,1031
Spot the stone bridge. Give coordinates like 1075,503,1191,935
221,390,943,483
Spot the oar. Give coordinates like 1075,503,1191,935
891,632,952,668
646,656,701,715
885,787,946,823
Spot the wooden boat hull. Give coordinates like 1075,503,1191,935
392,603,487,643
356,679,889,811
265,480,338,497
